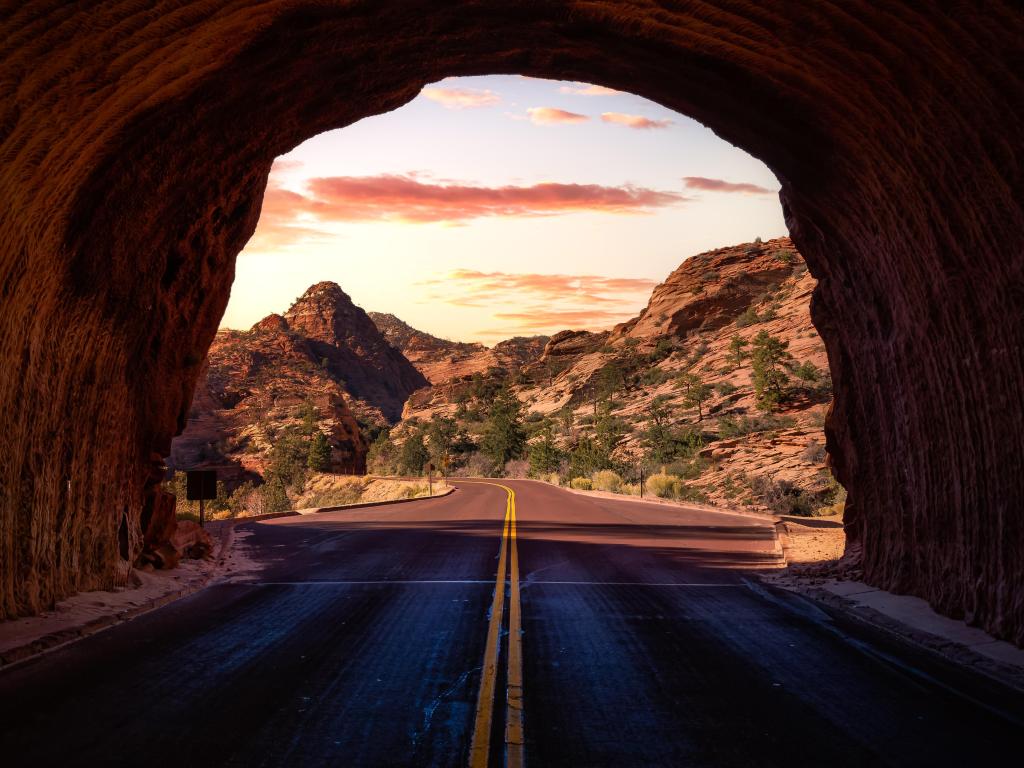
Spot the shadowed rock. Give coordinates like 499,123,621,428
0,2,1022,645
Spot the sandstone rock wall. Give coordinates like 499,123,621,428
1,2,1022,642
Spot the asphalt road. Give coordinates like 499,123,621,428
1,479,1022,767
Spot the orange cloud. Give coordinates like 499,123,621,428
420,270,655,335
600,112,673,130
527,107,590,125
558,83,622,96
423,270,656,298
421,86,500,109
477,307,640,336
246,174,685,247
682,176,776,195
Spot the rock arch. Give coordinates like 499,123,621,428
1,2,1022,641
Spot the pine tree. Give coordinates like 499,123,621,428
678,372,714,421
728,334,749,368
481,387,526,470
528,422,563,476
307,430,332,471
399,432,430,475
261,477,290,514
643,396,676,463
426,415,457,467
299,400,317,436
751,330,792,411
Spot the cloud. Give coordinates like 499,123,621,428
270,158,304,173
421,86,500,109
246,174,685,247
420,270,655,335
558,82,622,96
682,176,777,195
492,307,639,330
600,112,673,130
421,270,657,298
527,107,590,125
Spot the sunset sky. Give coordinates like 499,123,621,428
224,75,787,343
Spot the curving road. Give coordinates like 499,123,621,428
1,479,1022,767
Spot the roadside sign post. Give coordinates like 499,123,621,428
639,465,644,499
185,470,217,528
425,462,434,497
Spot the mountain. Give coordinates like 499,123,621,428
284,283,428,423
390,236,835,513
368,311,548,386
172,237,834,515
168,282,429,481
167,313,369,481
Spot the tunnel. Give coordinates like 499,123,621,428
0,1,1022,643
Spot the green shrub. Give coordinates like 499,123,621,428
570,477,593,491
735,307,759,328
591,470,623,493
717,413,796,438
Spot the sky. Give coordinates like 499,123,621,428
223,75,787,343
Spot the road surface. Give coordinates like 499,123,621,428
1,479,1022,767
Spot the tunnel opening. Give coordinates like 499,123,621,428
0,3,1021,646
164,74,836,537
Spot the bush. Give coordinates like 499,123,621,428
570,477,593,491
591,470,623,493
504,459,530,478
801,440,827,463
735,306,759,328
621,482,641,496
717,413,796,438
716,382,739,396
646,472,682,498
748,474,821,516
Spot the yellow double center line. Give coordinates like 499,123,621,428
468,483,524,768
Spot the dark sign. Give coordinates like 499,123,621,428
185,470,217,501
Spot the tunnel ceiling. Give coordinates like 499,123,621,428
0,1,1022,642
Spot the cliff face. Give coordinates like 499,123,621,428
400,238,833,510
169,315,368,482
368,311,548,386
170,283,433,481
1,2,1022,644
284,284,428,423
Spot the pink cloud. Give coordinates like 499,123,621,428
600,112,673,130
527,107,590,125
421,86,500,109
682,176,776,195
488,307,639,333
558,83,622,96
250,174,684,237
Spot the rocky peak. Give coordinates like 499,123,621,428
251,313,288,333
368,311,481,357
615,236,798,344
276,282,427,423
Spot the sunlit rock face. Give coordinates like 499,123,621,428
0,2,1022,642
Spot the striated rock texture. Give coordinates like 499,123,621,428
617,240,795,341
0,3,1022,643
369,311,547,386
168,307,369,482
402,237,834,510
